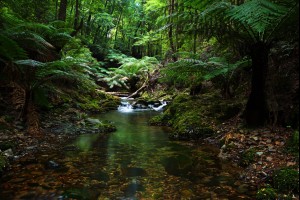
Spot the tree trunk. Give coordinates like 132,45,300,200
55,0,59,20
58,0,68,21
74,0,80,30
168,0,177,61
71,0,83,36
86,13,92,35
245,42,270,127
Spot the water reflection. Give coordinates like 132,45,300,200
0,109,256,199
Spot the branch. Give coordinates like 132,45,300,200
127,80,148,99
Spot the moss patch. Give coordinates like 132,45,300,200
149,93,245,140
54,90,120,113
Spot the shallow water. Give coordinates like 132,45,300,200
0,109,255,199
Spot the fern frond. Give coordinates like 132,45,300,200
10,31,55,52
0,33,27,61
227,0,289,40
14,59,45,67
161,56,251,86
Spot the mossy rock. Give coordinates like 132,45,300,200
77,91,120,113
85,118,116,133
141,90,174,102
148,113,172,126
149,94,216,140
149,92,246,140
96,122,117,133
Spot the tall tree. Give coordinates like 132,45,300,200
58,0,68,21
194,0,298,126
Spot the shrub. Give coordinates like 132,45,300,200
256,186,277,200
273,167,299,193
286,130,299,157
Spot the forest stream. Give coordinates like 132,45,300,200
0,100,256,199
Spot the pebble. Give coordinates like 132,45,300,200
266,157,273,162
256,152,264,156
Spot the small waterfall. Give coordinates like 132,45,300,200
118,97,168,113
149,101,167,111
118,98,134,113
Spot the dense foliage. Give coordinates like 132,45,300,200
0,0,298,129
0,1,299,199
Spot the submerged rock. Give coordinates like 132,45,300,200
45,160,60,169
45,160,68,172
121,167,147,177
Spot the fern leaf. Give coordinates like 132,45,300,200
14,59,45,67
0,33,27,61
227,0,289,37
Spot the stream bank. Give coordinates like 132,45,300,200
148,92,299,199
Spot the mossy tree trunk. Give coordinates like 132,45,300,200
245,42,270,127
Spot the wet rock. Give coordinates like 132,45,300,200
86,118,101,125
161,155,193,177
90,171,109,181
3,148,13,158
44,160,68,173
45,160,60,169
26,146,37,150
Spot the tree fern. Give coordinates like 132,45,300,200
161,56,250,87
227,0,290,41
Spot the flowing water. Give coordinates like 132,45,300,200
0,103,256,199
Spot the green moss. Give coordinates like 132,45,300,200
256,186,277,200
95,122,117,133
273,167,299,193
141,90,174,102
149,92,245,140
148,113,172,126
149,94,216,140
79,100,102,111
76,91,120,112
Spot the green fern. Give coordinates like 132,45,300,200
227,0,290,41
0,33,27,61
161,56,250,87
101,54,160,89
